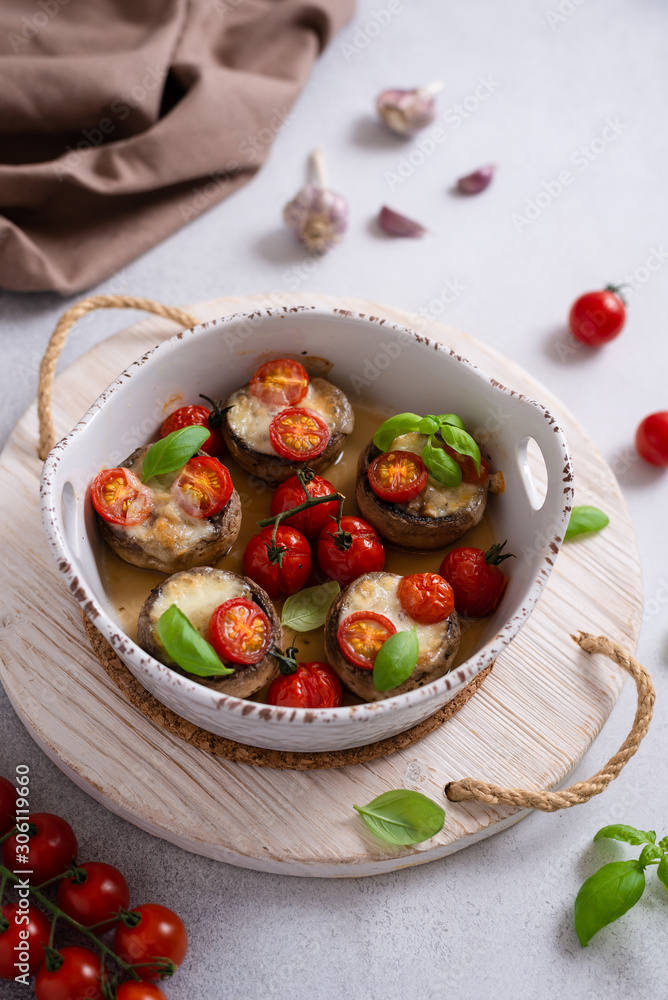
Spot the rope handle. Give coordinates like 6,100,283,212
37,294,199,460
445,632,654,812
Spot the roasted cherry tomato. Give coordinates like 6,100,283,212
57,862,130,932
267,661,342,708
114,904,187,981
269,407,330,461
3,813,77,885
91,468,153,526
337,611,396,670
368,450,428,503
635,411,668,467
243,526,312,598
208,598,272,665
398,573,455,624
271,474,339,539
170,456,233,518
439,541,513,617
0,776,14,836
317,516,385,587
116,984,170,1000
569,287,626,346
441,444,490,486
249,358,309,407
0,902,50,979
34,946,103,1000
160,404,224,458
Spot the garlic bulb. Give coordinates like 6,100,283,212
283,149,348,254
376,81,443,137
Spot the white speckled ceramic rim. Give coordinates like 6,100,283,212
40,305,574,730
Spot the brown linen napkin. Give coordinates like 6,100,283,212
0,0,354,294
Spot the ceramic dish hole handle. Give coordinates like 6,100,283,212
445,632,654,812
37,295,199,460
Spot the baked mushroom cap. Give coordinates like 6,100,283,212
323,571,460,702
355,438,488,551
221,376,354,484
137,566,282,698
98,446,242,573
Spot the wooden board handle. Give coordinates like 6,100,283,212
445,632,654,812
37,294,199,460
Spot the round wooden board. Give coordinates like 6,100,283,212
0,293,642,877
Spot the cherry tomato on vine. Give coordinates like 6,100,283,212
170,456,233,518
249,358,309,408
34,946,103,1000
635,411,668,467
337,612,396,670
317,516,385,587
57,862,130,932
91,469,153,526
368,450,428,503
114,904,187,981
267,661,342,708
3,813,77,885
243,526,312,598
0,775,15,836
0,902,50,979
269,407,330,461
271,474,339,539
116,983,170,1000
160,404,224,458
439,541,514,617
568,287,626,346
398,573,455,624
208,598,272,665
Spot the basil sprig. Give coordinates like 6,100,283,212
281,581,340,632
565,505,609,541
142,426,209,483
353,790,445,845
157,604,234,677
373,413,422,451
373,627,419,692
372,411,481,488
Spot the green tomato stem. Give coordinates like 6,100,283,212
256,490,344,529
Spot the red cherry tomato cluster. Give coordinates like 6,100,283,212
271,474,339,539
248,359,332,462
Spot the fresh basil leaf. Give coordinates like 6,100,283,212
659,836,668,852
657,856,668,891
639,844,662,866
593,825,656,847
565,505,609,542
422,437,462,487
574,860,645,947
373,627,419,692
281,581,340,633
142,426,209,483
437,413,465,430
353,789,445,846
439,423,481,474
373,413,422,452
157,604,234,677
418,415,440,436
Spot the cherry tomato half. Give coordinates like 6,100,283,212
91,468,153,526
0,776,15,836
337,611,396,670
317,516,385,587
116,983,170,1000
569,288,626,346
0,902,50,979
269,407,330,461
398,573,455,624
170,456,233,518
57,862,130,932
243,526,312,598
267,662,342,709
271,474,339,539
439,544,511,617
114,904,187,981
34,946,103,1000
368,450,428,503
160,404,224,458
635,411,668,467
249,358,309,407
208,598,273,665
3,813,77,885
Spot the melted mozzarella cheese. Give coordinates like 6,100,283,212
389,432,484,519
148,571,252,646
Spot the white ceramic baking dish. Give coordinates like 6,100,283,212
41,306,573,752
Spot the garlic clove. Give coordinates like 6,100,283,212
376,80,443,137
456,165,495,195
283,149,348,254
378,206,427,238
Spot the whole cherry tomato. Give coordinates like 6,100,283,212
3,813,77,885
267,661,342,708
160,402,224,458
337,612,396,669
569,286,626,346
0,776,15,836
398,573,455,624
439,541,514,617
269,407,330,461
91,469,153,526
317,516,385,587
441,444,490,486
271,473,339,539
116,983,170,1000
208,598,272,665
635,411,668,467
368,451,428,503
170,456,233,518
0,902,51,979
114,904,188,981
57,862,130,932
249,358,309,407
34,946,103,1000
243,525,312,598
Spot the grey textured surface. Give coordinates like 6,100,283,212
2,0,668,997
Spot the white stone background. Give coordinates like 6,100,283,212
2,0,668,996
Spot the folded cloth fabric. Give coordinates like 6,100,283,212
0,0,354,294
